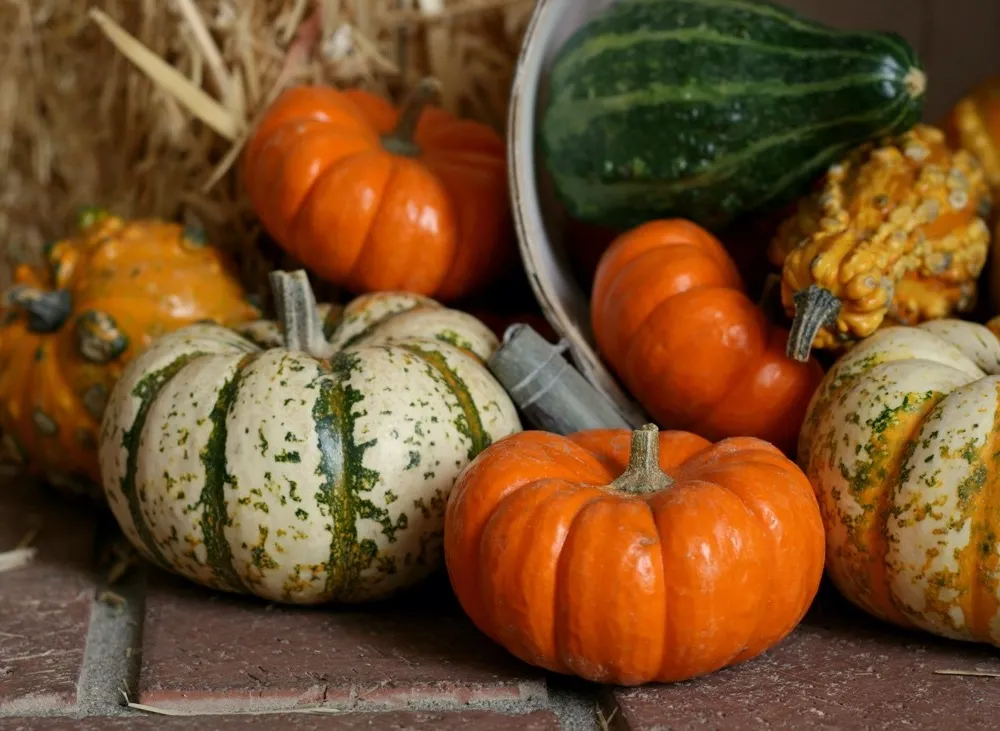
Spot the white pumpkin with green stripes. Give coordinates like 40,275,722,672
799,319,1000,644
98,270,522,603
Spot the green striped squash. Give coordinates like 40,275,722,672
98,271,522,604
540,0,927,231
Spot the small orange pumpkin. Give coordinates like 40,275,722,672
243,79,512,302
591,219,824,455
0,209,259,495
444,424,825,685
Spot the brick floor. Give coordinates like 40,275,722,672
137,570,547,713
0,481,98,713
0,710,562,731
607,583,1000,731
5,475,1000,729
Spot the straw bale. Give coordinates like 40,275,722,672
0,0,535,300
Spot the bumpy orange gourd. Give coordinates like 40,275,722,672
944,76,1000,310
769,124,992,362
0,210,259,495
591,219,823,456
944,75,1000,196
444,424,825,685
243,79,511,302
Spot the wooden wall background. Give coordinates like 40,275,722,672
780,0,1000,121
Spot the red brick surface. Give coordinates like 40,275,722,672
8,479,1000,729
0,710,562,731
0,481,98,712
609,584,1000,731
137,570,547,713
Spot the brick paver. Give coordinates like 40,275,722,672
0,710,562,730
608,584,1000,730
0,481,98,713
136,569,547,713
6,474,1000,729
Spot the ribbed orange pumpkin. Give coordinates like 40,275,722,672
444,424,825,685
591,219,824,455
0,210,259,495
243,80,511,302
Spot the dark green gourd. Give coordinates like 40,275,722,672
539,0,926,231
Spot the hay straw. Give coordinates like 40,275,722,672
0,0,535,298
0,546,36,573
0,528,39,573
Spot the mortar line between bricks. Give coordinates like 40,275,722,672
74,562,148,717
596,687,627,731
546,675,605,731
126,682,552,717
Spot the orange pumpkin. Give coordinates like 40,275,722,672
243,79,511,302
591,219,824,455
444,424,825,685
0,209,259,496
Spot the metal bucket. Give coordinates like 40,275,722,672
507,0,648,429
505,0,1000,430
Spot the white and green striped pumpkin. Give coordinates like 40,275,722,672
799,319,1000,644
98,270,521,603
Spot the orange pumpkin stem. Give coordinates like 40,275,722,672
269,270,335,359
786,284,842,362
381,77,443,156
609,424,673,495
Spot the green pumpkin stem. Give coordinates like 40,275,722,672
269,270,335,359
609,424,673,495
381,77,442,157
5,285,72,333
786,285,842,362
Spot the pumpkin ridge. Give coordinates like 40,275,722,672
120,350,208,570
551,492,608,673
196,351,259,594
335,302,430,350
395,342,490,460
345,160,403,291
960,380,1000,638
620,285,756,430
313,352,375,600
288,147,382,265
858,386,941,626
619,282,737,373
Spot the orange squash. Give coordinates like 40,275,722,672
943,75,1000,196
770,124,991,361
0,209,259,495
444,424,825,685
591,219,823,455
943,76,1000,311
243,79,511,302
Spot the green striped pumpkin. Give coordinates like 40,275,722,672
539,0,927,230
98,270,522,604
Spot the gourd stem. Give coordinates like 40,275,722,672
786,285,841,362
269,270,335,359
904,67,927,99
5,285,73,333
381,77,442,157
609,424,673,495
